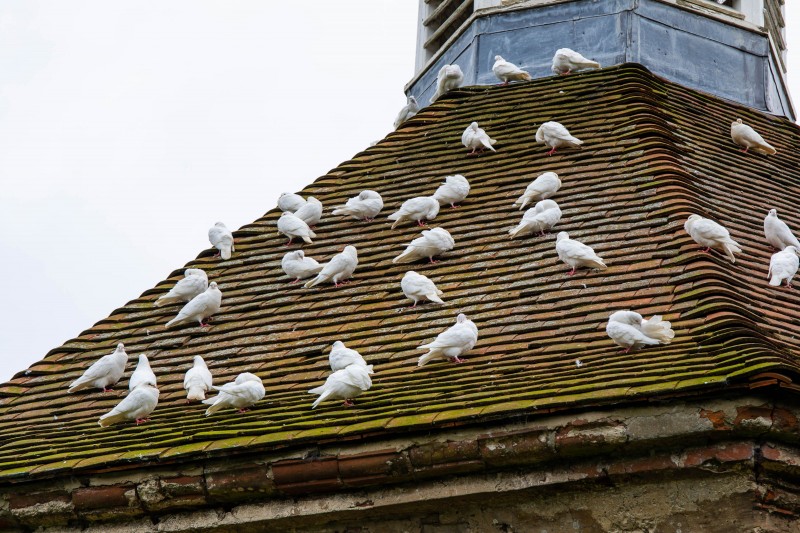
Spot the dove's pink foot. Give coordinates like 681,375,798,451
699,247,711,253
103,387,114,393
417,220,427,227
500,81,509,86
452,356,466,363
741,147,749,153
135,417,150,425
786,282,794,289
213,252,221,258
620,347,632,354
547,147,557,156
428,258,440,264
567,268,577,276
450,204,460,209
410,301,418,309
237,408,249,414
284,238,294,247
290,278,301,284
333,280,351,288
343,399,355,407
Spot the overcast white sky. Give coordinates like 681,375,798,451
1,1,799,383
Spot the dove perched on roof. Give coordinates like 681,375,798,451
433,174,470,208
393,95,419,130
278,192,306,212
431,64,464,103
401,271,445,307
513,172,561,210
388,196,440,229
203,372,265,416
293,196,323,227
684,214,741,263
329,341,373,373
730,119,776,155
551,48,600,75
304,245,359,288
536,121,583,156
492,55,532,85
308,364,373,409
462,122,497,154
417,313,479,366
208,222,235,260
332,190,384,221
555,232,607,275
129,354,156,391
155,269,208,307
68,343,128,393
606,310,674,353
98,382,159,427
509,199,562,239
277,212,316,245
281,250,323,283
393,227,455,264
184,355,213,402
769,246,800,288
165,282,222,328
764,209,800,251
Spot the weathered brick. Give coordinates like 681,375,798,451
409,440,481,468
555,421,627,455
479,430,553,467
206,464,275,503
72,485,134,511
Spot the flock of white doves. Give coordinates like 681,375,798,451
68,49,792,427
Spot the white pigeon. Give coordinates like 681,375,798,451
332,190,384,221
417,313,479,366
513,172,561,210
293,196,323,227
551,48,600,75
203,372,265,416
278,192,306,212
304,245,359,288
393,95,419,130
684,214,741,263
165,282,222,328
98,382,159,427
433,174,470,208
764,209,800,251
430,64,464,103
184,355,213,402
462,122,497,154
129,353,157,391
69,343,129,393
492,55,532,85
555,232,607,275
768,246,800,288
606,310,674,353
730,119,776,155
281,250,323,283
208,222,235,260
509,199,562,239
401,271,445,307
277,212,316,245
388,196,440,229
393,227,455,264
154,268,208,307
329,341,373,373
308,364,372,409
535,121,583,156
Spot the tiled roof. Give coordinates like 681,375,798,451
2,63,800,482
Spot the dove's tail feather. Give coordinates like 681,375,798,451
186,386,206,402
364,364,375,375
164,316,182,329
390,216,403,229
98,412,126,427
417,349,441,367
581,60,601,69
311,388,333,409
392,250,417,264
204,400,224,416
723,241,741,263
756,143,777,155
332,206,352,216
304,274,327,288
641,316,674,344
481,138,497,151
221,247,232,260
509,224,526,239
68,379,91,394
301,235,313,244
770,275,782,286
586,258,607,270
426,292,445,304
154,295,180,307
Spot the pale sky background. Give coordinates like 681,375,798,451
0,1,799,383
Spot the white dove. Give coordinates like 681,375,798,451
684,214,741,263
764,209,800,251
431,64,464,103
462,122,497,154
165,282,222,328
388,196,440,229
417,313,479,366
555,232,607,275
769,246,800,288
98,382,159,427
278,192,306,212
332,190,384,221
208,222,235,260
509,199,562,239
129,354,156,391
304,245,359,288
68,343,128,393
277,212,316,245
329,341,373,373
401,271,445,307
513,172,561,210
492,55,532,85
154,268,208,307
551,48,600,75
184,355,213,402
293,196,323,227
203,372,265,416
730,119,776,155
606,310,674,353
281,250,323,283
308,364,373,409
433,174,470,208
536,121,583,156
393,227,455,264
393,95,419,129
